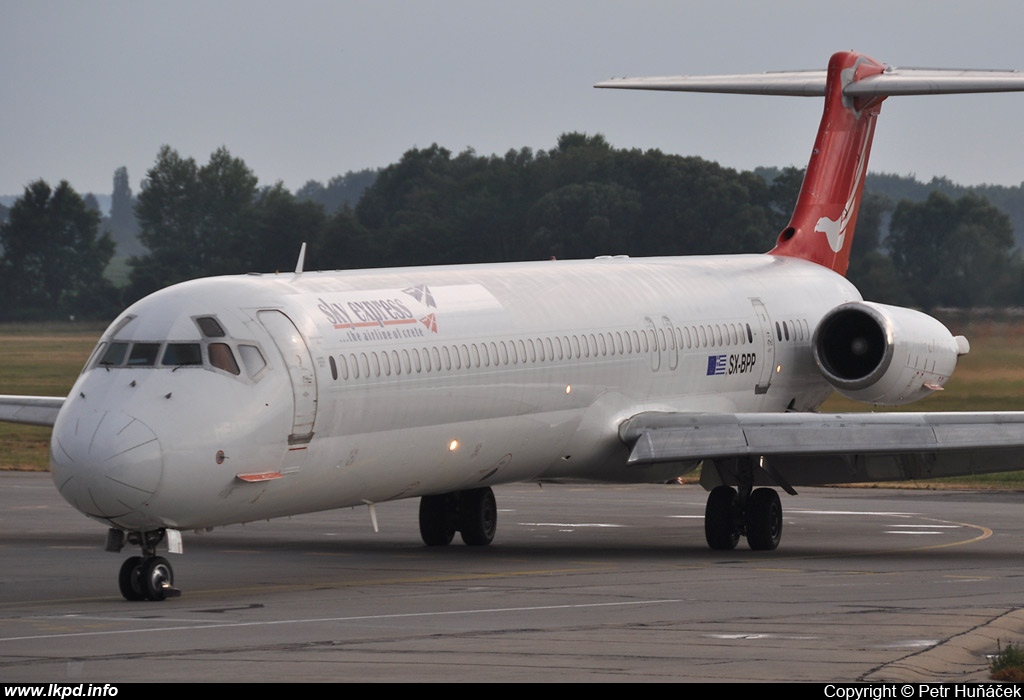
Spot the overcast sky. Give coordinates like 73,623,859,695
4,1,1024,198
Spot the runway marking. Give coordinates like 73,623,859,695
884,531,946,535
706,633,820,640
519,522,625,528
890,524,960,528
0,598,684,643
902,519,992,551
877,639,940,649
792,510,916,516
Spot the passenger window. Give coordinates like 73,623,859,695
208,343,240,375
99,342,129,366
162,343,203,367
128,343,161,366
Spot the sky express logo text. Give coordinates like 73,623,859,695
317,286,439,342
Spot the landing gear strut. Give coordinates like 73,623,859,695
113,529,181,601
419,487,497,547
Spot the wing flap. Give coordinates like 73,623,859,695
0,395,65,427
621,411,1024,485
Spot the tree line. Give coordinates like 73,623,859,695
0,133,1019,321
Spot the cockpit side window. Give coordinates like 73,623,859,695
238,344,266,378
208,343,241,375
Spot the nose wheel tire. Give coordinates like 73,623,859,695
141,556,174,601
118,556,146,601
118,555,179,601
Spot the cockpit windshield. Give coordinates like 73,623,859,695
89,315,266,380
162,343,203,367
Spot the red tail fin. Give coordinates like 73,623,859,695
597,51,1024,276
768,52,886,275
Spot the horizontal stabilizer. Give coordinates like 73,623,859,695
595,67,1024,98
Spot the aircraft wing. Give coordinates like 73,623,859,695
619,411,1024,486
0,395,65,427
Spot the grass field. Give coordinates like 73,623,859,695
1,315,1023,485
0,322,105,470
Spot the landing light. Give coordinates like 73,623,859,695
448,439,459,452
565,384,572,394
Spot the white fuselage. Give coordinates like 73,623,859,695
49,254,860,532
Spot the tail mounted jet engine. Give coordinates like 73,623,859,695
812,301,969,406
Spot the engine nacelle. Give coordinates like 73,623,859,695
812,301,969,406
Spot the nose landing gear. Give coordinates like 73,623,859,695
110,529,181,601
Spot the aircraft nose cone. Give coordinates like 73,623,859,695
50,409,164,530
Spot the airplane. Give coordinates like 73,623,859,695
7,50,1024,602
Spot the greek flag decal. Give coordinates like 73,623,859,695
706,355,727,376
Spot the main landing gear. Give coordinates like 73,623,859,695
111,528,181,601
704,485,782,551
419,487,497,546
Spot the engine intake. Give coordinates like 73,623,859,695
812,301,967,406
